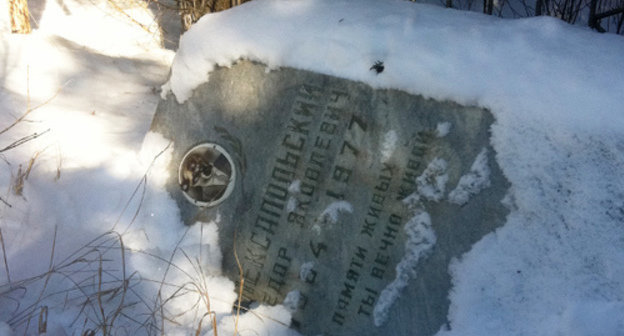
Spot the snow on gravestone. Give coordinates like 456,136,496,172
150,60,510,336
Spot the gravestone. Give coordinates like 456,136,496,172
150,60,510,336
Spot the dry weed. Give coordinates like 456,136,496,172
0,142,285,336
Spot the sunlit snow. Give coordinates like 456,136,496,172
2,0,624,335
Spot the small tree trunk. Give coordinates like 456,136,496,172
483,0,493,14
535,0,543,16
589,4,624,32
9,0,31,34
179,0,250,32
446,0,453,8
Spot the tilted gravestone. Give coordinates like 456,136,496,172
151,60,510,336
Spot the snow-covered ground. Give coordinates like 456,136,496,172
2,0,624,335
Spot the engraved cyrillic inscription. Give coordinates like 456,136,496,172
233,83,452,333
153,61,509,336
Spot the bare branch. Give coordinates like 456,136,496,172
0,229,12,286
595,6,624,20
0,129,50,153
0,84,63,136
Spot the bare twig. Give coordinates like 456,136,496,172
38,306,48,334
0,228,11,286
590,1,624,32
106,0,158,35
12,148,45,195
0,78,64,136
154,227,190,335
96,253,107,335
233,230,244,336
107,232,128,332
0,129,50,153
24,225,57,332
111,141,171,233
195,311,217,336
0,196,11,207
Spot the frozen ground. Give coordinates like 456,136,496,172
2,0,624,335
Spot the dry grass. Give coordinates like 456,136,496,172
1,66,58,201
0,158,293,334
0,145,250,335
0,229,11,287
0,165,244,336
0,65,261,336
0,67,63,137
233,230,244,336
11,149,44,196
0,230,135,334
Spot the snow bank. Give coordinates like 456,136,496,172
165,0,624,136
164,1,624,335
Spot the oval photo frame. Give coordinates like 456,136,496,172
178,143,236,207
